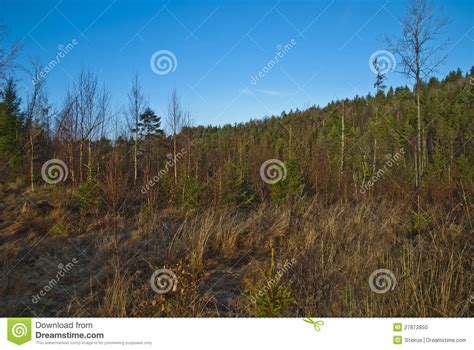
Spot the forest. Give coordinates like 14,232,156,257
0,0,472,317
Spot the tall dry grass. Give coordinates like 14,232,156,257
1,187,470,317
109,198,470,317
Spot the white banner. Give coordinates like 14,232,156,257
1,318,472,349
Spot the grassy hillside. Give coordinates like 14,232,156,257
0,69,472,317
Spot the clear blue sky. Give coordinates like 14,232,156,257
1,0,473,127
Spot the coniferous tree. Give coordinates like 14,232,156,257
138,107,164,139
270,159,304,204
0,79,23,178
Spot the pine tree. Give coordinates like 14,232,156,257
138,107,164,139
0,79,23,178
271,159,303,204
224,165,258,209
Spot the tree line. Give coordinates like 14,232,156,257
0,0,472,218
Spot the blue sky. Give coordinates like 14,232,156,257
1,0,473,127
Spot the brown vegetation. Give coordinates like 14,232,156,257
0,183,470,317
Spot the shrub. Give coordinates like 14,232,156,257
51,219,69,236
271,159,303,204
10,176,27,190
179,176,201,211
74,178,100,212
410,208,432,234
223,166,258,209
245,248,295,317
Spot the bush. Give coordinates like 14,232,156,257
74,178,100,212
271,159,303,204
51,219,69,236
245,248,295,317
13,176,27,190
223,167,258,209
410,208,432,234
179,176,201,211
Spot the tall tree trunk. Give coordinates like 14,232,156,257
340,102,345,178
88,138,92,180
173,132,177,185
29,129,34,191
68,141,75,188
79,139,83,183
416,86,422,212
288,125,293,159
134,122,138,184
372,107,378,178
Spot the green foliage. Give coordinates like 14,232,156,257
51,219,70,237
0,79,23,177
372,58,387,92
137,107,164,139
454,154,474,181
74,177,100,212
245,249,295,317
270,159,303,204
179,176,201,211
223,164,258,209
410,208,431,234
14,176,27,190
0,64,471,215
233,170,258,209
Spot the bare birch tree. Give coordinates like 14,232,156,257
167,88,184,186
386,0,448,198
128,74,144,184
26,59,47,191
76,69,100,181
56,92,78,187
0,25,20,83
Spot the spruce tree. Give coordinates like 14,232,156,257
0,79,23,178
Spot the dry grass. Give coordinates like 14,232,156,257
0,186,471,317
